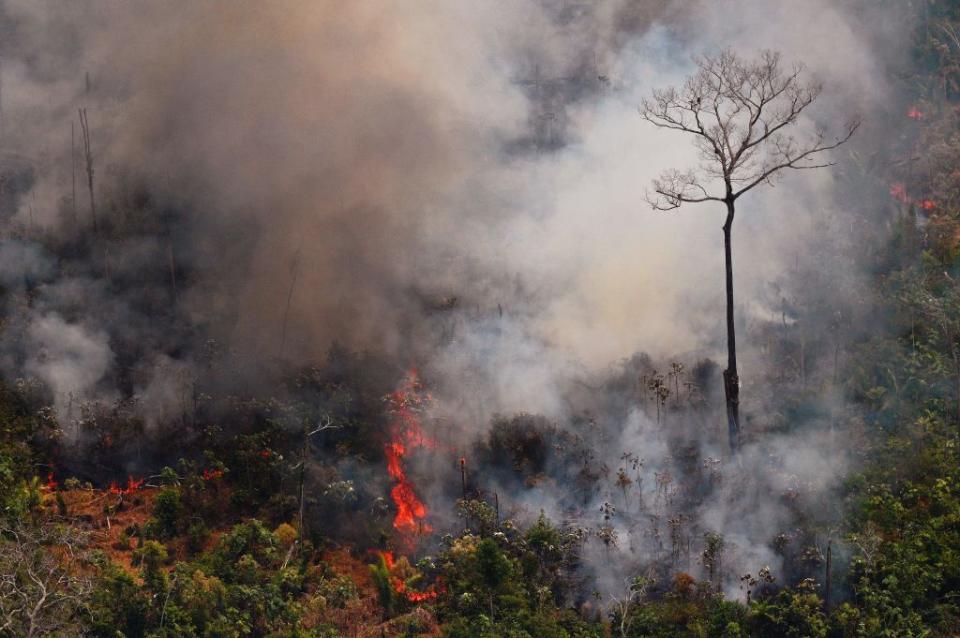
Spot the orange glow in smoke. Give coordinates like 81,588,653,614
890,182,908,203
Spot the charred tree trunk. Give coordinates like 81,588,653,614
78,108,97,233
722,199,741,453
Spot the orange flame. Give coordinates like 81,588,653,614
42,471,58,492
109,476,145,496
377,550,439,603
202,468,224,481
384,370,434,543
890,183,908,203
908,106,924,120
890,183,938,211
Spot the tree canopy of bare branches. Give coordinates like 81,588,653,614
642,49,859,209
640,49,859,452
0,521,93,638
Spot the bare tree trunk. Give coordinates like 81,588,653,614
722,200,741,453
78,108,97,233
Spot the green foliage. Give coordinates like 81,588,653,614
87,566,150,637
136,540,170,593
748,582,826,638
369,553,396,618
150,487,183,539
87,519,316,637
186,519,210,554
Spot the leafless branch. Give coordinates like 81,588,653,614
0,521,92,637
638,48,859,209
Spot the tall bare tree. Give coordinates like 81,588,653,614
640,49,859,452
78,108,97,233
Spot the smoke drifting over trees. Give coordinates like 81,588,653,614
0,0,939,631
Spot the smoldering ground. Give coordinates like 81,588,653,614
0,0,915,600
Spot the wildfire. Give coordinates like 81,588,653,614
378,550,440,603
890,183,938,211
42,471,58,492
109,476,145,496
908,106,925,120
383,370,434,543
202,468,224,481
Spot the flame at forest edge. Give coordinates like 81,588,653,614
109,476,145,496
383,370,435,545
381,550,440,602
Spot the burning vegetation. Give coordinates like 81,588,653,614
383,370,435,543
2,2,960,638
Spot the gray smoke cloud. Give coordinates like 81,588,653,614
0,0,914,599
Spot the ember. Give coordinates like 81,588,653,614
889,183,938,211
890,183,908,203
43,471,58,492
383,370,434,544
908,106,924,120
202,468,224,481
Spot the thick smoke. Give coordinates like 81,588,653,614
0,0,914,600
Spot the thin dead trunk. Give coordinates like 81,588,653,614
78,108,97,233
280,249,301,357
722,199,741,453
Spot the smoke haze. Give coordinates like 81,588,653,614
0,0,915,597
